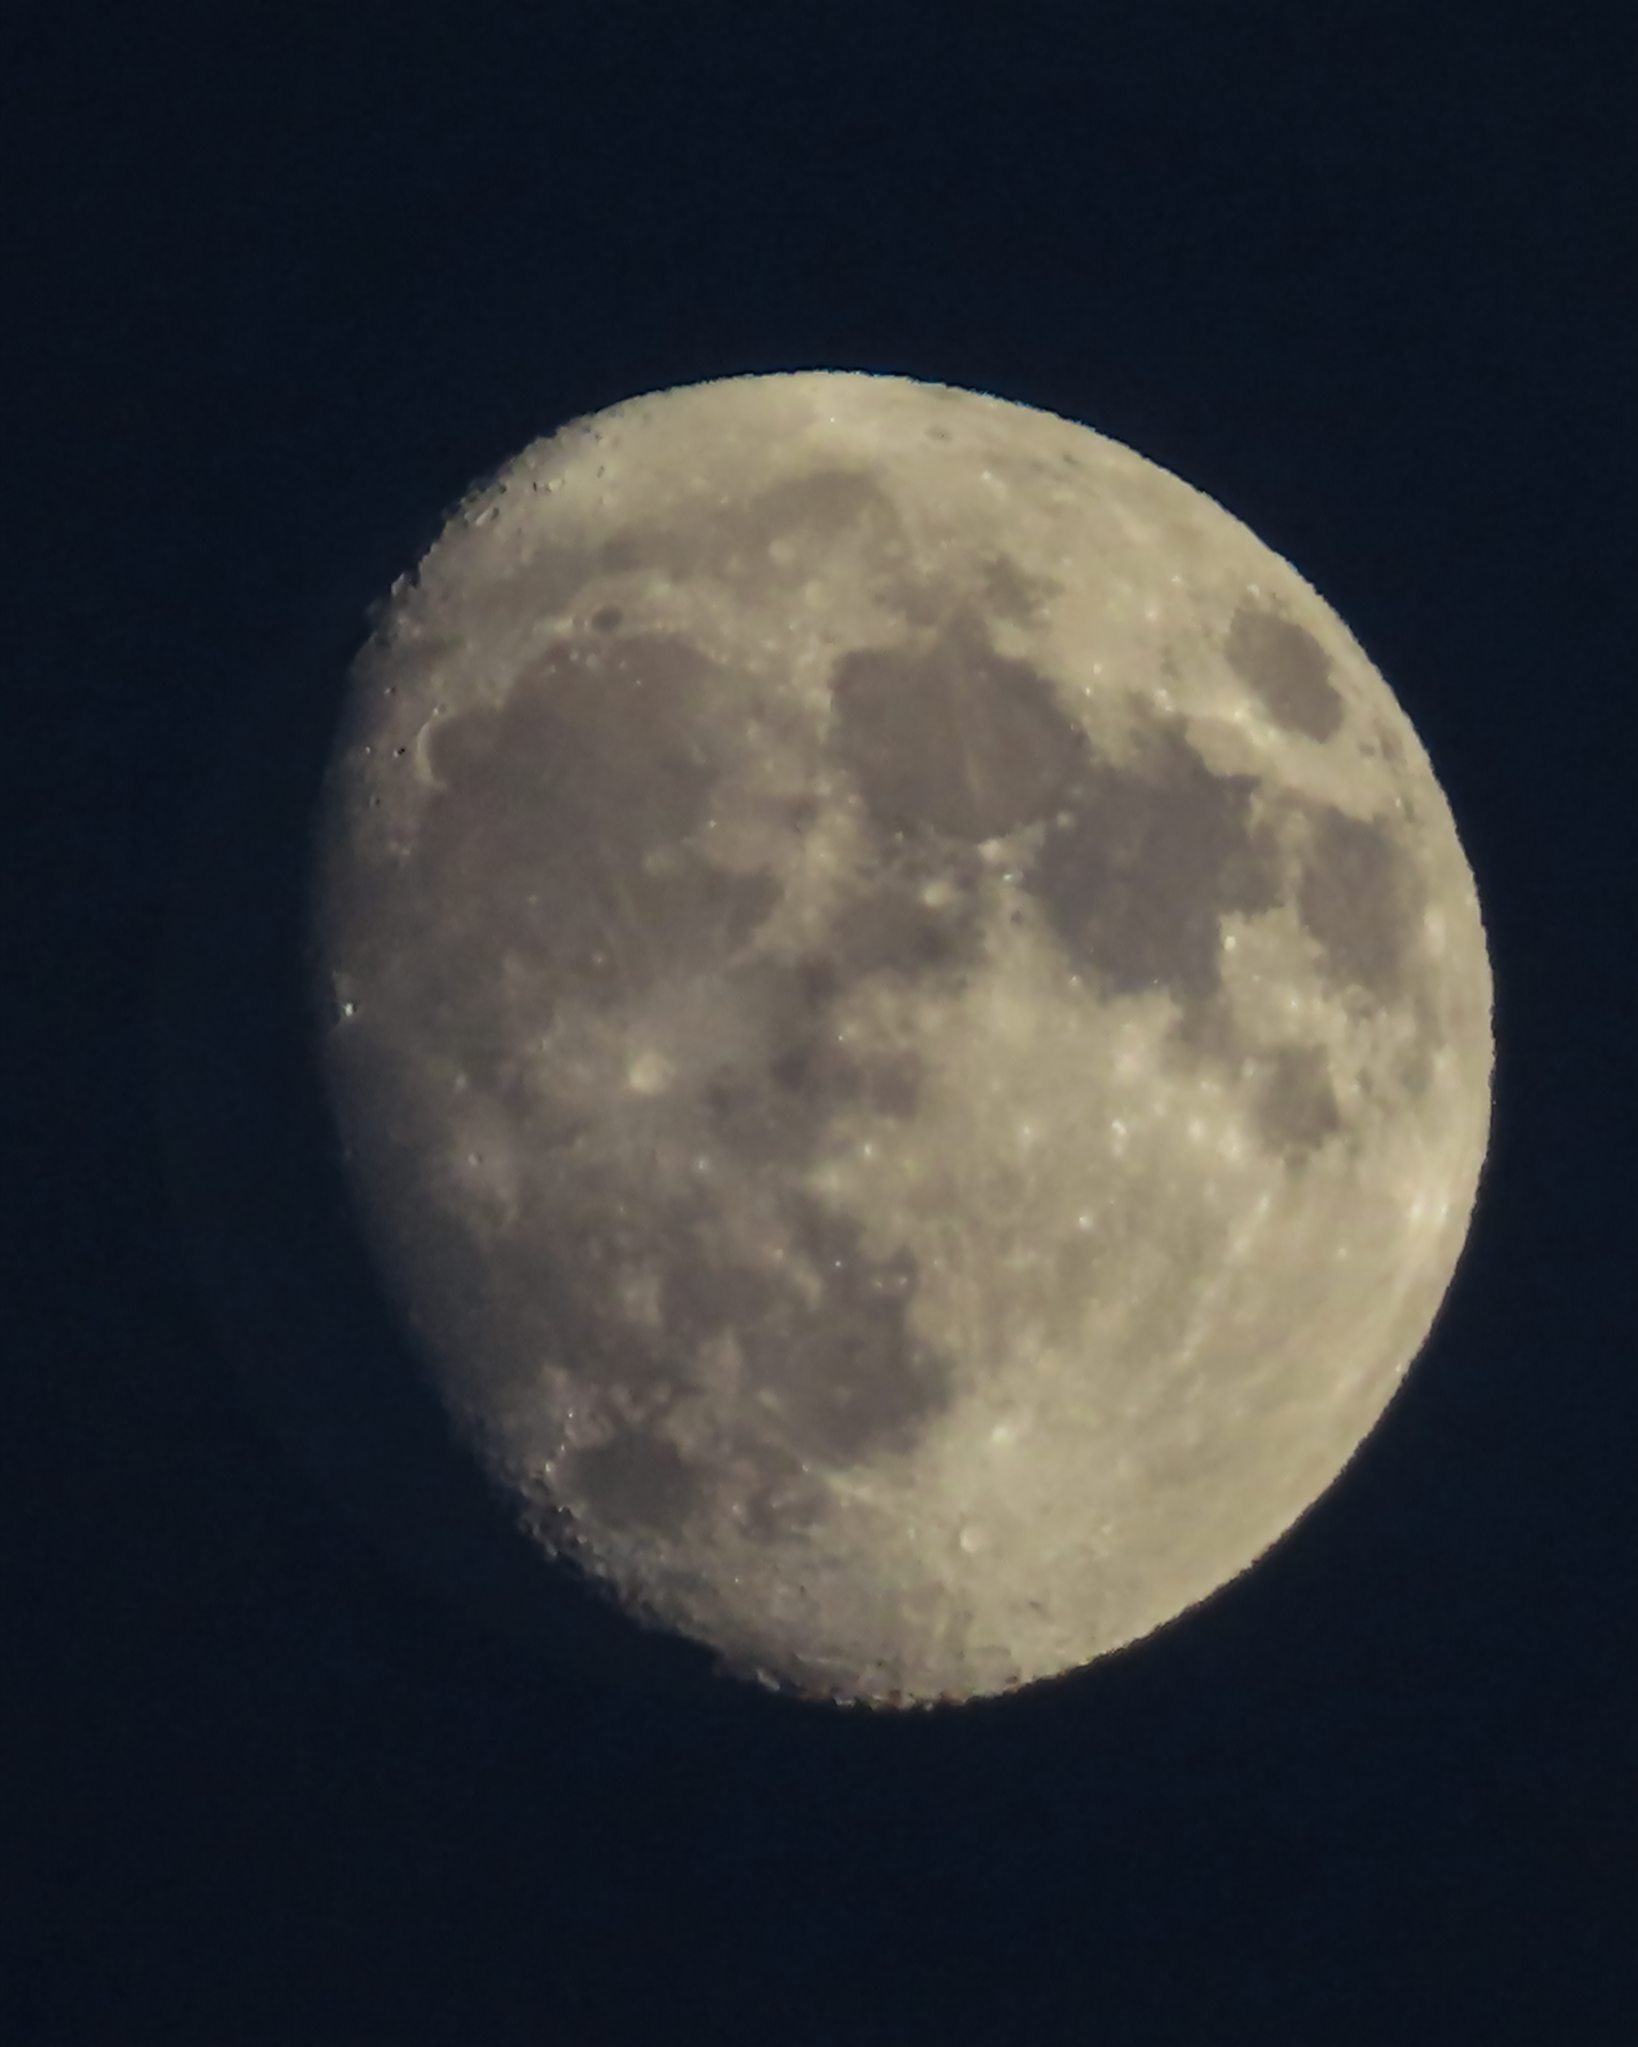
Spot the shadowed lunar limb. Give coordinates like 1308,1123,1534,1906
308,370,1493,1707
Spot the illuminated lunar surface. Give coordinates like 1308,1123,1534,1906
312,371,1492,1705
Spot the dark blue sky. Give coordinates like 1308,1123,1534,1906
5,7,1630,2043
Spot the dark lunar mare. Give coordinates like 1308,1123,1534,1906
829,611,1292,1013
1224,602,1346,743
329,626,972,1552
1033,721,1285,1008
1296,805,1424,1002
829,605,1422,1166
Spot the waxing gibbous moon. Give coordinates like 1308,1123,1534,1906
312,371,1492,1706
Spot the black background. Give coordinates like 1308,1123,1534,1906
5,6,1632,2043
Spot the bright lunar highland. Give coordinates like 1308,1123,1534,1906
313,371,1492,1705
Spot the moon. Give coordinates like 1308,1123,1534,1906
311,371,1492,1706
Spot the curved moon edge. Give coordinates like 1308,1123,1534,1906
312,372,1492,1706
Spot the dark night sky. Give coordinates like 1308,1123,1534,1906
4,7,1631,2043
